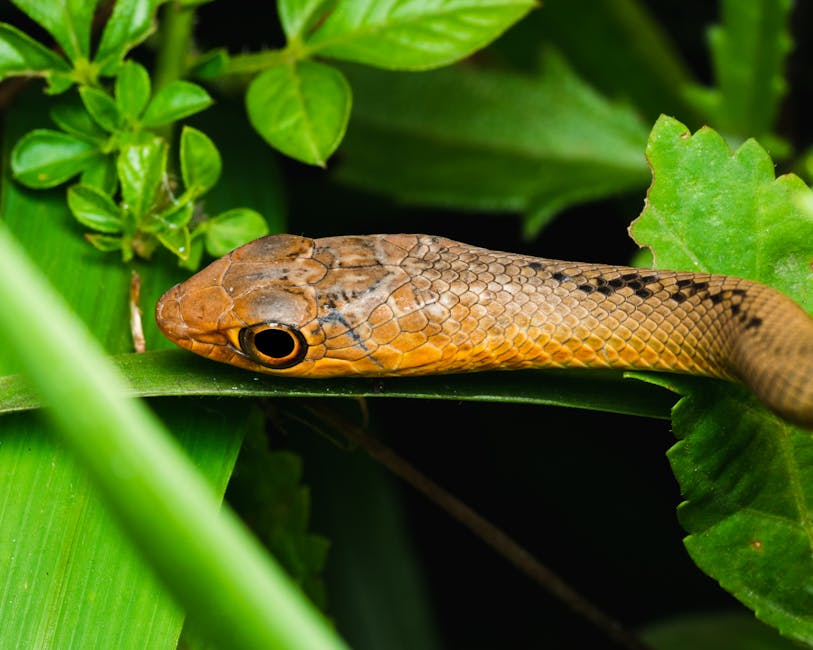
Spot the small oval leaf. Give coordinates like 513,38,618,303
85,232,124,252
118,138,168,220
80,155,118,194
157,225,192,260
50,95,107,140
67,183,123,233
279,0,332,39
203,208,269,257
11,129,100,188
79,86,123,132
115,60,151,120
180,126,221,196
0,23,71,81
246,61,351,166
140,80,213,128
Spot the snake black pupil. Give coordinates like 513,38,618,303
253,328,296,359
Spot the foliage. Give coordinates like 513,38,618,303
0,1,811,649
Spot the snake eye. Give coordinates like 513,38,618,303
238,322,307,369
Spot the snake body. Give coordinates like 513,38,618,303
156,234,813,427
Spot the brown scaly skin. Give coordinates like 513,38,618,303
156,234,813,428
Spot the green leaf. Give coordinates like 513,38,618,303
94,0,161,75
80,155,118,193
1,351,678,420
11,128,100,188
279,0,334,39
157,223,192,260
304,0,536,70
684,0,793,139
630,115,813,309
50,94,108,140
85,232,124,252
661,377,813,645
115,60,151,120
0,225,348,650
147,201,195,232
189,47,230,80
246,60,351,166
226,435,329,608
118,138,168,220
67,183,123,233
630,116,813,644
203,208,269,257
0,22,71,82
140,80,213,128
504,0,696,123
179,236,206,270
0,86,346,650
180,126,221,196
79,86,123,132
337,52,649,237
10,0,97,61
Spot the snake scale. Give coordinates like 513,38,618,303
156,234,813,428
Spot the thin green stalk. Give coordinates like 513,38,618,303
153,1,196,91
0,222,348,650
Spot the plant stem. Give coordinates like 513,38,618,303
223,49,290,77
153,1,196,91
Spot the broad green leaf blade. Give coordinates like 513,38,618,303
10,0,97,61
630,115,813,309
79,86,123,132
661,376,813,645
246,60,351,166
279,0,334,40
140,80,213,128
94,0,161,75
337,53,649,237
0,91,346,650
305,0,536,70
115,60,151,120
226,434,330,607
0,22,71,81
118,137,168,220
11,128,100,188
0,402,246,650
0,224,348,650
685,0,793,139
1,351,677,420
67,183,123,232
504,0,696,123
180,125,221,196
630,116,813,645
203,208,269,257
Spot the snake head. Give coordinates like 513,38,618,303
155,233,430,376
156,234,325,373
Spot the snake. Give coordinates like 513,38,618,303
155,234,813,428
